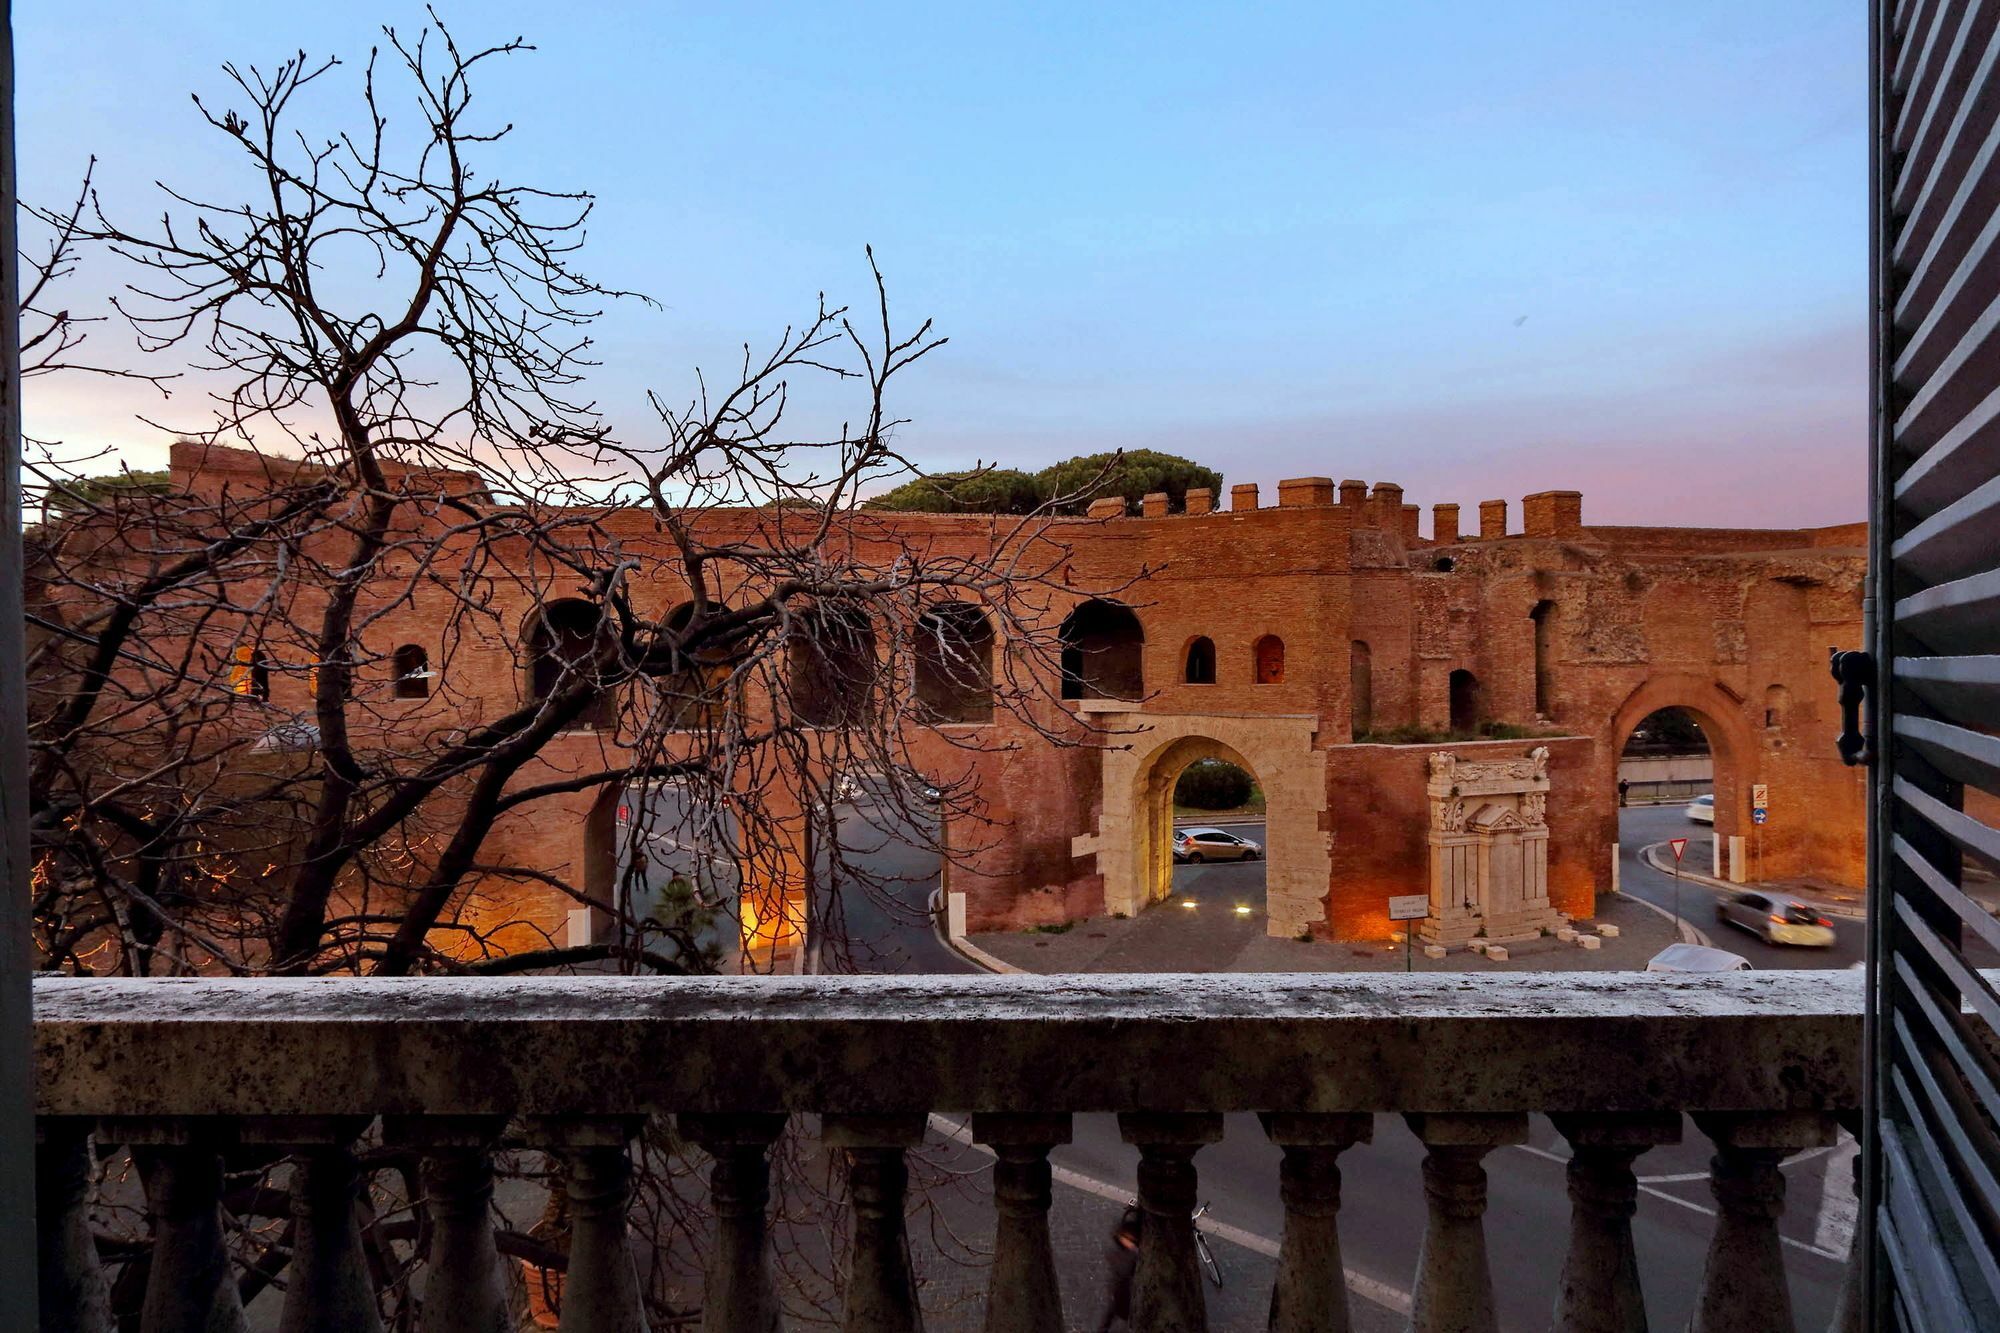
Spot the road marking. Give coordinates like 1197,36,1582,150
1816,1137,1859,1256
1509,1142,1846,1260
927,1114,1415,1317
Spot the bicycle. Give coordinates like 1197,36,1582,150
1191,1201,1224,1289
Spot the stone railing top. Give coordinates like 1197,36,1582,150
36,971,1869,1119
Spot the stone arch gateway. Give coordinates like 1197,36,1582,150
1077,712,1329,934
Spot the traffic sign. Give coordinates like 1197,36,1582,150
1753,808,1768,825
1669,837,1689,861
1388,894,1430,922
1752,783,1770,812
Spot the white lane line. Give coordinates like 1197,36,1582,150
1509,1143,1845,1260
926,1114,1415,1317
1816,1137,1859,1256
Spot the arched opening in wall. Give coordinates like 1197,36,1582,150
790,603,876,727
818,767,945,973
1254,635,1285,684
1618,707,1712,808
1138,738,1273,924
1530,600,1555,718
1448,669,1481,733
230,644,271,702
1058,598,1144,701
1350,641,1373,737
585,781,742,970
661,601,740,731
1764,684,1791,729
1184,636,1217,685
392,644,431,699
914,602,995,723
527,598,613,729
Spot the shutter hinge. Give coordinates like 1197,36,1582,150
1830,648,1875,768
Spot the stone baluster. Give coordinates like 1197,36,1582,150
532,1118,651,1333
385,1116,512,1333
1258,1112,1372,1333
1688,1111,1836,1333
677,1113,788,1333
1118,1112,1225,1333
115,1118,250,1333
1548,1112,1681,1333
1826,1111,1864,1333
37,1119,113,1333
237,1118,384,1333
969,1113,1072,1333
823,1114,928,1333
1403,1112,1527,1333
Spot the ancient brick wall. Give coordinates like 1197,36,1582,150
71,449,1865,951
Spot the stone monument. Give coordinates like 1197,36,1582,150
1422,746,1560,947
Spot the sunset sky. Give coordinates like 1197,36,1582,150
17,1,1865,527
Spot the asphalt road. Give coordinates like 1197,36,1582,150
1615,803,1866,968
816,795,978,974
821,806,1856,1328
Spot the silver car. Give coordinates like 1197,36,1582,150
1714,891,1836,947
1173,827,1263,864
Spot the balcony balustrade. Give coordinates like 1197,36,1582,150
33,971,1872,1332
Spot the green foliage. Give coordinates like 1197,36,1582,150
1174,759,1254,810
636,875,727,973
861,449,1223,517
862,467,1044,514
44,469,173,517
1035,449,1222,516
1624,707,1707,753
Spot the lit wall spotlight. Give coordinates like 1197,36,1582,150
1180,898,1198,909
1234,904,1252,916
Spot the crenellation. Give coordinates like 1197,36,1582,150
1433,503,1460,545
1278,476,1336,508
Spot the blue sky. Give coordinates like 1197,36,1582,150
18,2,1866,526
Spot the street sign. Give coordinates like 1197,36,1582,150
1752,783,1770,812
1388,894,1430,922
1669,837,1689,861
1753,808,1768,825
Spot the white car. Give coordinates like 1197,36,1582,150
1715,892,1837,948
1173,827,1263,863
1646,943,1752,973
1685,793,1715,825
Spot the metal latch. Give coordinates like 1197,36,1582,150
1829,648,1874,768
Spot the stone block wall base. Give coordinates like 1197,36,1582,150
1420,915,1483,947
1485,945,1510,961
1482,908,1563,942
1577,936,1602,951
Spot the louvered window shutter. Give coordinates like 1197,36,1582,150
1867,1,2000,1325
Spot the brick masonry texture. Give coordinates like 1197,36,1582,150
116,448,1868,950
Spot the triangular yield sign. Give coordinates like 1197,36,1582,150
1669,838,1689,860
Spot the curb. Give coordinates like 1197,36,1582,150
1619,884,1713,947
928,886,1022,973
1638,843,1869,921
